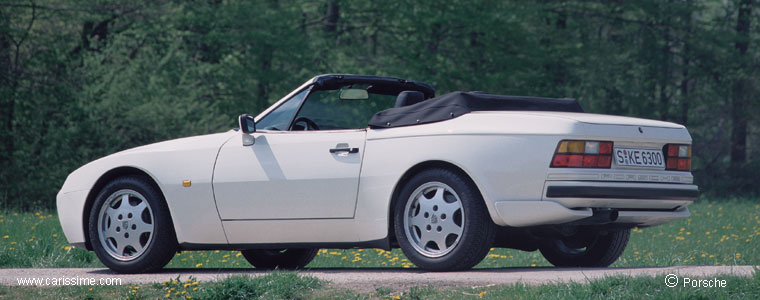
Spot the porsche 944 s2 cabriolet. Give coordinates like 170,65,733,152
57,74,698,273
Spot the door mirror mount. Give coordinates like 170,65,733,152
238,114,256,146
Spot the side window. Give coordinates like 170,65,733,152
293,88,396,130
256,89,309,131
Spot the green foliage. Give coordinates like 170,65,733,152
195,273,321,300
0,0,759,209
1,201,758,269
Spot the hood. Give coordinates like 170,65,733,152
116,131,237,156
59,130,236,193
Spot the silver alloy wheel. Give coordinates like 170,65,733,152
97,189,154,261
403,182,465,258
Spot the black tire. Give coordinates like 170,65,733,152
393,168,495,271
88,176,177,273
539,229,630,267
241,249,318,269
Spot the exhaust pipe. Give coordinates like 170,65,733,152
576,208,618,225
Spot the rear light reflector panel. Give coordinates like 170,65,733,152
551,140,613,168
664,144,692,171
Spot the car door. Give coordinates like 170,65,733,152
212,85,393,221
212,129,366,220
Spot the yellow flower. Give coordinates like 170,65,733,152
736,253,742,258
479,291,487,298
195,263,203,268
64,246,72,251
2,235,8,239
52,233,57,237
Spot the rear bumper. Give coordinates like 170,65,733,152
545,185,698,201
493,181,697,227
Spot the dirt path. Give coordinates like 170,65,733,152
1,266,755,292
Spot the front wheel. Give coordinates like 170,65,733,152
241,248,318,269
88,176,177,273
394,168,495,271
539,229,630,267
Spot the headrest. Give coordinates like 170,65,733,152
394,90,425,107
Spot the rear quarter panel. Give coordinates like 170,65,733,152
357,112,582,230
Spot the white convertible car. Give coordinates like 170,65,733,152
57,74,698,273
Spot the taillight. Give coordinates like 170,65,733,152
551,140,613,168
664,144,691,171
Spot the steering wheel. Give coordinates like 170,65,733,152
291,116,320,131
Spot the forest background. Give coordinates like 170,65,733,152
1,0,758,209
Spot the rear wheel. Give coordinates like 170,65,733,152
394,168,495,271
539,229,630,267
241,248,318,269
88,176,177,273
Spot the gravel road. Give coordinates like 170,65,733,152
1,266,755,292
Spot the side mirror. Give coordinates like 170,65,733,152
238,114,256,134
238,114,256,146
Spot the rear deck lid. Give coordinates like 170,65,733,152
524,112,685,129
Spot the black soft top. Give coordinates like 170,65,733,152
313,74,435,99
369,91,583,128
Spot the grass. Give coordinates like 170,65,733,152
1,271,759,299
1,199,758,269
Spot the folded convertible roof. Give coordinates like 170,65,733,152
369,91,583,128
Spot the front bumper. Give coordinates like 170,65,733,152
493,181,697,227
56,189,90,249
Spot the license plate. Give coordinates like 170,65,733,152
613,148,665,169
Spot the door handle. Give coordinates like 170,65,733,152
329,147,359,154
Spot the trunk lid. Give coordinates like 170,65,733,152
524,112,684,129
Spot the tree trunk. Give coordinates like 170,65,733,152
679,7,693,125
0,9,14,201
0,10,14,169
730,0,752,164
659,24,672,121
257,46,274,112
324,0,339,33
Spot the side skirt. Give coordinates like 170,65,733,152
178,237,390,251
